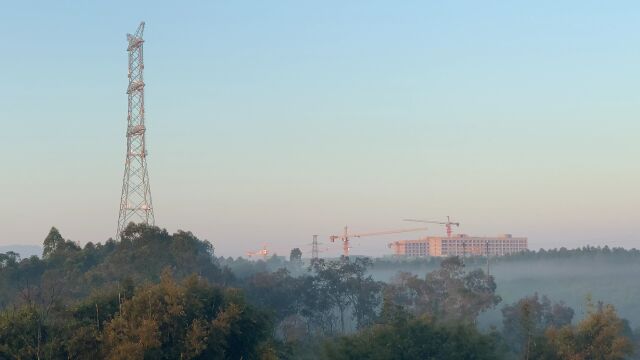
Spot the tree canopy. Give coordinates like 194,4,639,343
0,225,637,359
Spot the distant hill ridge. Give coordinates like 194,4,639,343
0,245,42,258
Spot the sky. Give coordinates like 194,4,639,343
0,1,639,258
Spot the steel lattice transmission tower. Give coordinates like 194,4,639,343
117,21,154,238
311,235,319,260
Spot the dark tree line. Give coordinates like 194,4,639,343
0,224,636,359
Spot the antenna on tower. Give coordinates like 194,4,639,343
117,21,155,238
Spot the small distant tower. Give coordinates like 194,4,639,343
485,241,491,276
311,235,319,260
117,22,154,238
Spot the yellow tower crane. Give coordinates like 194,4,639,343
329,226,428,257
403,216,460,237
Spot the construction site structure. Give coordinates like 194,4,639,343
246,244,270,259
403,216,459,237
117,21,155,238
330,226,428,257
389,234,528,257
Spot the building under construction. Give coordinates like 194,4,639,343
389,234,528,257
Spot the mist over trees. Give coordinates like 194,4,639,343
501,293,575,355
367,246,640,329
0,224,638,359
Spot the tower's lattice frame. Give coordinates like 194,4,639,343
311,235,319,260
117,22,154,237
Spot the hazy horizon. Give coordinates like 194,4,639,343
1,1,639,258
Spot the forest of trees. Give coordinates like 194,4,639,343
0,224,638,359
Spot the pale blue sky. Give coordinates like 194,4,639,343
1,1,638,257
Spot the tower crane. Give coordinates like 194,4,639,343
329,226,428,257
403,216,460,237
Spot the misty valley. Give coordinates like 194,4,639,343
0,224,638,359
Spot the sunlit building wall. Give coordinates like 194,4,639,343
390,234,528,257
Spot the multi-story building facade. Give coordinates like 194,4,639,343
389,239,429,257
389,234,528,257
